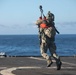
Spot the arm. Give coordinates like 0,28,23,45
35,17,43,25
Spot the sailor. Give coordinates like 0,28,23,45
41,11,62,70
36,6,62,70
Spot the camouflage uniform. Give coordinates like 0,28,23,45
40,27,61,65
36,12,62,69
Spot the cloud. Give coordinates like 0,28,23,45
27,21,35,26
0,24,8,28
26,21,37,28
0,24,23,30
10,24,22,29
56,22,76,26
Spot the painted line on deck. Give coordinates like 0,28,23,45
62,61,76,66
0,67,17,75
0,66,75,75
29,57,76,66
0,67,7,69
29,57,55,62
0,57,76,75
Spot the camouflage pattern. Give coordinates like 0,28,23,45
44,27,56,38
35,14,61,64
40,27,60,63
35,19,43,25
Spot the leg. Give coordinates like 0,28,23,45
49,41,62,70
40,40,53,67
49,42,59,60
40,42,49,60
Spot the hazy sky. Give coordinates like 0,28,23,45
0,0,76,35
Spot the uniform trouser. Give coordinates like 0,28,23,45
40,40,60,63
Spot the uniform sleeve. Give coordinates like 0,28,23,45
35,20,43,25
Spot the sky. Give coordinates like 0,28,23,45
0,0,76,35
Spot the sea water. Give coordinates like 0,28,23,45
0,34,76,56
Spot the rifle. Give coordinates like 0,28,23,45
39,5,45,17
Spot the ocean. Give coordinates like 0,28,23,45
0,34,76,56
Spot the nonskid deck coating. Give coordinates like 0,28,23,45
0,56,76,75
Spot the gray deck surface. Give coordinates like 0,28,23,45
0,56,76,75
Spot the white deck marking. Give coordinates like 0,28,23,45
29,57,76,66
0,67,17,75
0,66,75,75
0,67,7,69
0,57,76,75
29,57,45,60
62,61,76,66
29,57,55,62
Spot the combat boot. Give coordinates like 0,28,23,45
56,61,62,70
47,60,53,67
